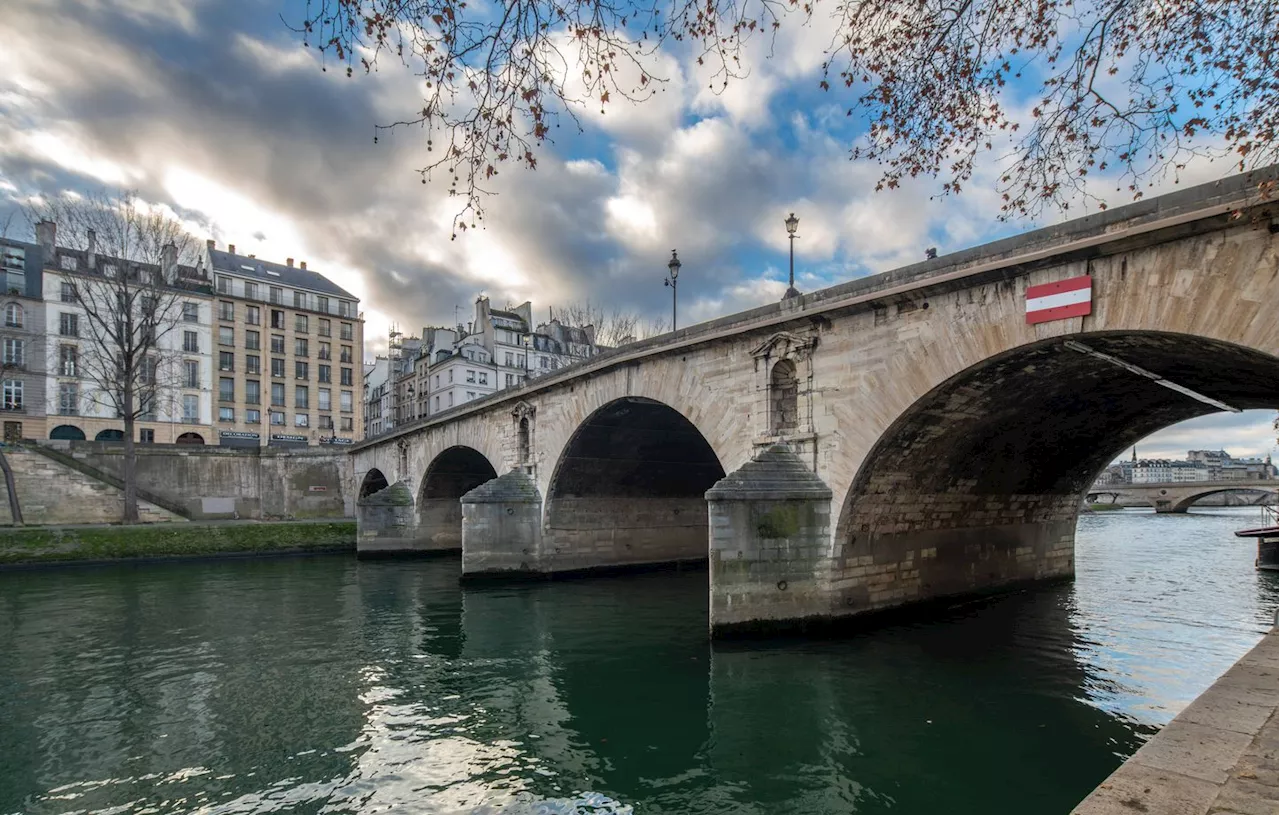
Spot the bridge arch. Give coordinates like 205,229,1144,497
1169,485,1278,513
359,468,390,499
543,396,727,571
418,446,499,550
832,330,1278,612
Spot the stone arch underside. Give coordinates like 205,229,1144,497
832,331,1278,614
419,446,499,549
359,468,390,499
543,397,727,572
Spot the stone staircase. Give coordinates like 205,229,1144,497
0,446,185,525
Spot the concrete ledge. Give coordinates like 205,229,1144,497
0,520,356,568
1071,628,1278,815
459,556,708,585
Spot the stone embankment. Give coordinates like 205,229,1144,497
1072,628,1278,815
0,519,355,567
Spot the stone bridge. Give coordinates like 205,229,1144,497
1087,481,1279,513
352,169,1279,636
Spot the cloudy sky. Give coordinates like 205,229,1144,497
0,0,1273,458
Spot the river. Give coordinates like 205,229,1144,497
1,507,1275,814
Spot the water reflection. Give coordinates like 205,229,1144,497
0,507,1274,815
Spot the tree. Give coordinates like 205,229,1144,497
550,300,667,347
27,192,199,523
294,0,1275,224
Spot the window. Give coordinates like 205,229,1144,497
449,369,454,383
270,411,285,426
340,322,353,340
340,345,353,363
246,305,260,326
478,372,488,385
269,287,283,305
219,351,235,372
219,407,235,422
182,331,198,353
4,303,22,328
270,309,285,329
246,409,261,424
466,391,476,400
219,377,235,402
517,354,525,367
448,392,453,407
295,386,309,409
341,417,353,432
182,394,199,422
219,301,235,321
184,359,199,388
59,313,79,337
140,428,155,444
58,383,78,415
103,264,116,279
246,380,261,405
3,338,24,367
268,334,284,354
140,357,158,387
318,388,331,411
340,367,353,386
293,291,306,309
466,369,476,383
506,373,514,387
318,318,331,337
244,282,258,301
182,302,199,323
295,338,308,357
317,296,329,314
245,330,260,350
246,355,261,375
58,345,78,378
339,300,354,318
318,342,331,360
295,361,309,380
216,275,231,294
319,415,333,429
271,358,285,378
295,314,308,333
434,396,439,412
218,326,234,346
59,255,77,271
1,380,21,410
340,390,353,413
318,364,331,383
295,413,309,427
271,382,285,406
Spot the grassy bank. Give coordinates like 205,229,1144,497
0,520,355,567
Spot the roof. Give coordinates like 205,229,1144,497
208,248,357,300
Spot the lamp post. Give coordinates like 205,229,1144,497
406,383,415,422
664,249,681,331
783,212,801,300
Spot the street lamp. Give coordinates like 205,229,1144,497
783,212,801,300
664,249,681,331
406,383,415,422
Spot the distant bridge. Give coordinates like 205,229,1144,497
1086,481,1279,513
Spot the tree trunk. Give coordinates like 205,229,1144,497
0,446,22,526
122,415,139,523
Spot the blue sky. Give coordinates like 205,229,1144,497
0,0,1273,458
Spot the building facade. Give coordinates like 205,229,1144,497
0,239,49,441
205,242,364,448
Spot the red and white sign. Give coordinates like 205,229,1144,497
1026,275,1092,324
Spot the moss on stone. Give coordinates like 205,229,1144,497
0,521,356,566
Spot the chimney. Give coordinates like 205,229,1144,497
86,229,97,270
206,238,215,251
299,261,307,270
161,242,177,279
228,243,236,255
286,258,294,268
35,220,56,255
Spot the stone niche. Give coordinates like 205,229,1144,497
461,469,543,578
706,444,834,635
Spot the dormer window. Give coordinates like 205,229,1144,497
59,255,77,271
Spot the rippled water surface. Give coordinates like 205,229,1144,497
1,507,1275,814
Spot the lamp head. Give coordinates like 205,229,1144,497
667,249,681,280
785,212,799,235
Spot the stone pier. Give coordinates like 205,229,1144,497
1072,628,1278,815
706,445,835,635
355,481,420,555
460,470,543,578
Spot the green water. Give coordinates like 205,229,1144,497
1,507,1275,814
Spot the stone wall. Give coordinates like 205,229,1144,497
543,496,708,572
0,447,183,525
42,442,352,520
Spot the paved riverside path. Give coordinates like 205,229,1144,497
1071,628,1278,815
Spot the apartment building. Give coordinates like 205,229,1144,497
0,238,49,441
16,223,217,443
205,242,364,448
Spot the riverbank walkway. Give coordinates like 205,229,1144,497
1072,627,1278,814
